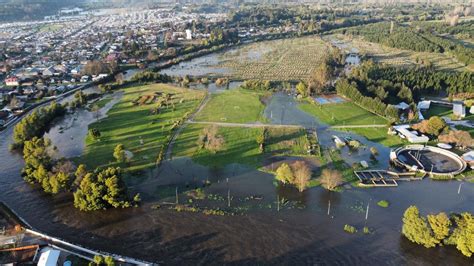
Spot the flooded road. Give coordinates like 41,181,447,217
0,40,473,265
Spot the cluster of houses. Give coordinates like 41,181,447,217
390,100,473,144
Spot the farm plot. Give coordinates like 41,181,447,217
328,34,468,72
217,36,333,81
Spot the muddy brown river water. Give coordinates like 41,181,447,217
1,45,473,265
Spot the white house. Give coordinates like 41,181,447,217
185,29,192,40
392,124,429,143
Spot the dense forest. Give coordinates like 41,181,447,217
336,61,473,121
342,21,474,66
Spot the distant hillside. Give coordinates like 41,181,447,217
0,0,85,22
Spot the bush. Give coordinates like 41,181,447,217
377,200,390,208
344,224,357,234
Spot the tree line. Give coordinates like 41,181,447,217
335,78,399,122
343,22,474,66
402,206,473,257
11,101,66,150
366,64,474,95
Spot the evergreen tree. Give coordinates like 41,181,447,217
402,206,438,248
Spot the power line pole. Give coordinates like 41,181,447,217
327,200,331,216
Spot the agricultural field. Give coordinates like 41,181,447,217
173,124,309,168
194,89,269,123
327,34,468,72
299,101,388,126
217,36,333,80
76,83,205,172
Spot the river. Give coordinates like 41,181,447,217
0,39,473,265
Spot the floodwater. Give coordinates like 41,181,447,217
0,42,473,265
160,54,232,77
44,92,123,158
264,93,391,169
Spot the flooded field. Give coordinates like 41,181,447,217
162,36,332,81
0,38,473,265
44,92,123,158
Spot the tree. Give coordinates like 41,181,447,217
90,255,104,266
319,169,343,191
89,128,101,140
197,125,225,153
83,60,109,76
22,137,52,183
412,116,446,136
91,104,100,121
446,212,474,257
438,130,473,149
402,206,438,248
427,212,451,242
74,164,87,187
256,128,266,153
296,81,308,97
113,144,126,163
275,163,294,184
292,161,312,192
309,60,332,95
104,256,115,266
74,167,132,211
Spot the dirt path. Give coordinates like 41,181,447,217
330,124,386,129
186,121,303,129
164,92,211,160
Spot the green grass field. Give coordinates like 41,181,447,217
299,101,388,126
173,125,309,167
338,127,406,148
423,104,452,119
76,83,205,172
194,89,268,123
423,104,474,121
92,97,112,109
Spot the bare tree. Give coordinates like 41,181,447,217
292,161,312,192
198,125,225,153
319,169,343,191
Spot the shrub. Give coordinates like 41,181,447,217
344,224,357,234
377,200,390,208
